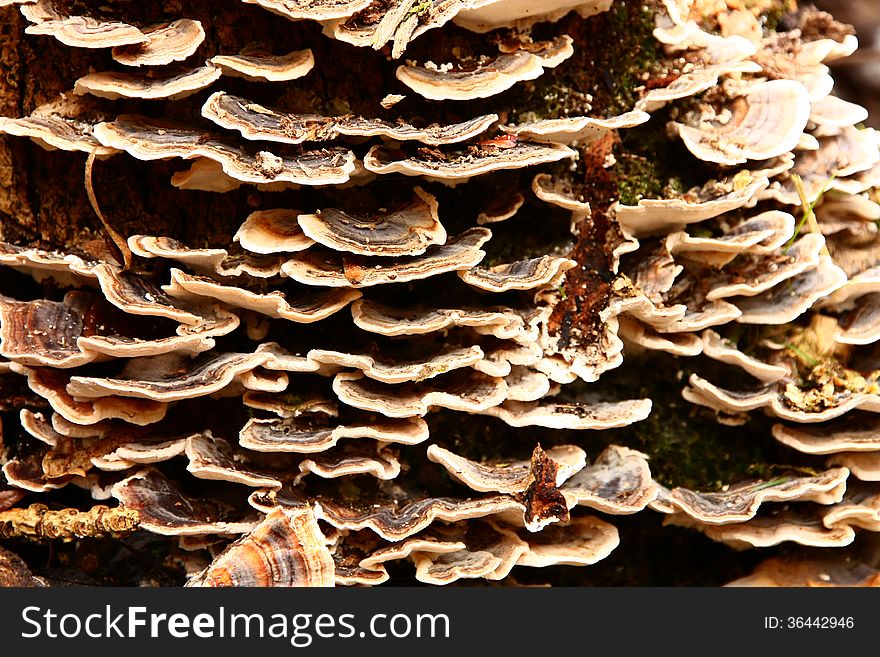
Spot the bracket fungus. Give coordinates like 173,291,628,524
1,0,880,588
209,49,315,83
395,36,575,101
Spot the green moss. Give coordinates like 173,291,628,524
614,105,706,205
594,353,813,491
616,152,665,206
757,0,797,32
425,351,815,493
504,0,664,123
601,0,664,117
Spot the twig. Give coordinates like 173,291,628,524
784,173,835,255
0,504,140,542
85,148,133,270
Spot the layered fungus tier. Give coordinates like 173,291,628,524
2,0,880,587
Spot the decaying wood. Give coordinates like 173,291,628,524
0,503,140,541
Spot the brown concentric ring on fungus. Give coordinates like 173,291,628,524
477,193,525,225
426,444,586,494
658,468,849,525
64,350,289,402
412,521,529,584
700,330,788,383
202,92,498,146
206,254,287,279
772,417,880,455
334,562,389,587
652,296,742,333
0,293,101,368
111,468,259,536
92,264,241,338
332,370,507,417
296,445,401,482
2,455,75,493
667,210,795,265
93,437,187,471
93,115,357,186
671,80,811,166
242,391,339,418
126,236,228,272
479,398,652,430
185,506,335,587
458,256,577,292
234,209,314,254
350,300,528,339
666,507,857,549
186,432,285,489
625,243,680,302
559,445,658,514
241,0,372,21
0,95,117,156
531,174,591,214
308,345,485,384
239,415,428,453
9,363,168,426
395,36,574,101
514,516,620,567
363,142,576,180
0,243,98,280
209,49,315,82
615,176,769,237
313,493,523,542
74,65,222,101
200,92,338,145
637,64,735,112
77,333,216,359
280,227,490,288
732,255,848,324
359,533,466,571
20,409,63,447
704,233,826,301
618,318,704,357
725,555,880,587
111,19,205,67
453,0,612,33
164,269,361,324
336,114,499,146
21,2,147,48
762,128,880,205
503,110,650,145
296,188,446,257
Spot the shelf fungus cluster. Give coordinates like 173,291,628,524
1,0,880,587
